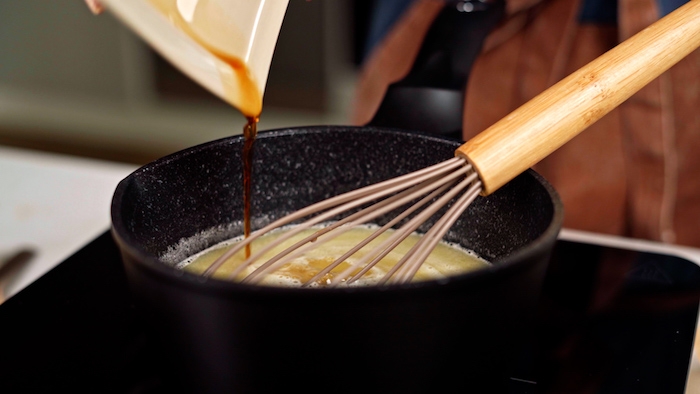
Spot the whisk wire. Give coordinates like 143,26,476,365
340,169,479,285
206,157,483,286
243,164,474,284
357,174,482,285
302,179,456,287
205,157,465,277
241,175,451,284
391,179,482,284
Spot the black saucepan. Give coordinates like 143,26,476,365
111,126,563,393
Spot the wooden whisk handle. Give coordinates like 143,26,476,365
456,0,700,195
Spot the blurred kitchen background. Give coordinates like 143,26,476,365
0,0,374,164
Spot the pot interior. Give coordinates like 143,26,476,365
112,126,562,283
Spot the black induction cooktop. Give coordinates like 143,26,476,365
1,231,699,393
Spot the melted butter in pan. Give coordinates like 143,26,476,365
181,226,490,287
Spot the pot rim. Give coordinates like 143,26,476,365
111,126,564,299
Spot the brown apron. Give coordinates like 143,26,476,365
352,0,700,247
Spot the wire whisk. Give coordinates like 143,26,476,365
205,157,481,286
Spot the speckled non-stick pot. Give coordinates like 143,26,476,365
111,126,563,394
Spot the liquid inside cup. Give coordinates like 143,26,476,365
177,225,490,287
144,0,266,116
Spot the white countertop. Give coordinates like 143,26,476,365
0,146,136,298
559,227,700,266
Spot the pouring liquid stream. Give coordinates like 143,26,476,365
202,51,260,259
146,0,263,257
209,48,261,259
242,116,257,258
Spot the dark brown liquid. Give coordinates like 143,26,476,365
242,116,258,258
209,50,262,259
145,4,262,258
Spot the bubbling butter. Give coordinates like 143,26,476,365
179,225,490,288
